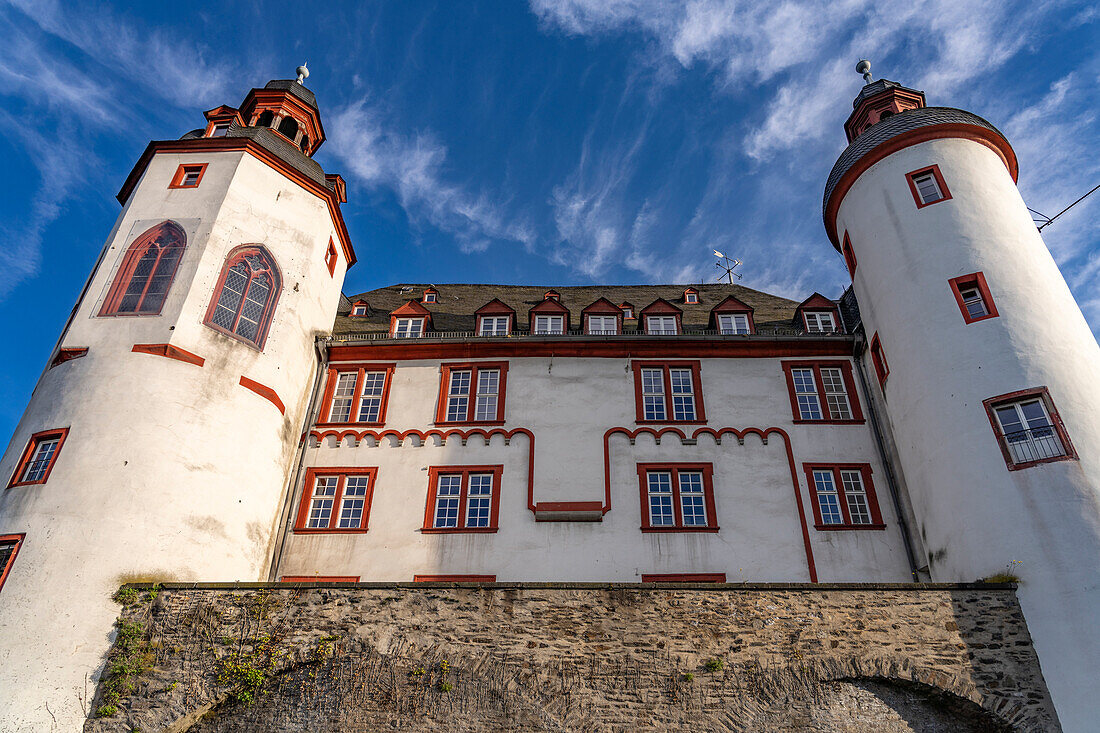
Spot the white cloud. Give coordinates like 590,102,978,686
327,99,535,255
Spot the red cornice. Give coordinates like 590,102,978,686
824,122,1017,249
328,338,852,361
116,138,356,267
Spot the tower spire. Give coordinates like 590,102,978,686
296,62,309,85
856,59,873,84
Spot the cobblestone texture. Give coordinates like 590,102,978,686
84,583,1058,732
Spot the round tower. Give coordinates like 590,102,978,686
0,70,354,730
824,62,1100,731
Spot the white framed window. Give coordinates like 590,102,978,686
638,463,717,531
473,369,501,421
18,437,60,484
959,287,989,319
337,476,372,528
351,304,367,316
646,315,678,335
791,368,822,421
992,398,1065,465
587,315,618,335
646,471,674,526
424,466,503,532
684,291,698,304
393,317,424,338
803,311,835,333
328,372,358,422
669,368,696,421
718,313,750,335
805,464,881,529
211,123,230,137
677,471,707,525
438,362,507,423
306,476,340,528
912,172,943,204
641,368,666,421
533,314,564,334
479,316,510,336
357,371,387,422
423,291,437,303
445,370,472,422
810,470,843,525
820,367,852,421
465,473,493,528
621,306,633,319
433,474,462,528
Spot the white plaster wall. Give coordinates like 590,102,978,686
0,150,347,731
280,356,912,583
836,136,1100,732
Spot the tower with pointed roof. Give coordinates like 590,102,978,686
0,70,354,730
823,61,1100,730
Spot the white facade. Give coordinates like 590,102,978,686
834,128,1100,731
0,139,348,729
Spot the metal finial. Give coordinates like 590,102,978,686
295,63,309,85
856,59,872,84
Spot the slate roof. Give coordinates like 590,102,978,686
264,79,318,110
852,79,905,107
823,106,1008,216
333,283,810,336
179,124,329,188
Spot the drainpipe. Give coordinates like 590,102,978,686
852,333,920,582
266,336,329,581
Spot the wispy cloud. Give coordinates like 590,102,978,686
327,98,536,254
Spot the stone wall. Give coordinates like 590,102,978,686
85,582,1059,732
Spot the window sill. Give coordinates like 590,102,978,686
292,528,370,534
420,527,499,534
635,420,708,426
1004,454,1077,472
314,421,385,429
6,479,48,489
792,418,866,425
641,526,720,533
433,420,507,427
813,523,886,531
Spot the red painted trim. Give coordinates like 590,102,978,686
168,163,207,189
279,576,360,583
0,534,25,592
116,139,356,267
423,465,504,532
529,298,570,332
631,361,707,424
639,298,683,334
869,333,889,387
293,467,377,532
202,245,281,351
825,123,1017,248
422,288,439,303
132,343,205,367
239,376,285,414
641,573,725,583
535,501,604,512
582,297,625,334
780,360,865,424
50,347,88,368
603,426,817,582
435,362,509,425
906,164,952,208
948,271,999,324
7,428,69,488
637,462,718,531
802,463,885,530
841,232,857,279
983,387,1078,471
709,295,756,333
325,237,338,277
327,338,852,362
99,221,187,317
683,288,699,304
475,298,516,316
316,363,397,427
413,575,496,583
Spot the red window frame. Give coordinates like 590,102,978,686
293,467,377,533
637,463,718,532
50,347,88,368
413,575,497,582
640,573,726,583
316,363,396,427
802,463,885,530
0,534,24,592
906,164,952,208
350,301,368,317
683,289,699,304
324,237,338,277
869,333,889,386
631,361,707,425
841,231,857,278
422,465,504,533
8,428,68,488
168,163,208,189
99,221,187,317
280,575,360,583
982,387,1078,471
435,362,509,425
422,289,438,303
949,271,999,324
780,361,865,424
203,245,281,350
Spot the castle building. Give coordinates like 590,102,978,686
0,65,1098,731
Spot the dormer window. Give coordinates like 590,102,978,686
423,289,438,304
803,312,836,333
393,318,424,338
621,305,634,319
351,303,368,317
211,123,230,137
684,290,699,304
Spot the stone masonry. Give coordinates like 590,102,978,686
84,582,1059,732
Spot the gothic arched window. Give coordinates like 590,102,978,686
204,245,281,349
99,221,186,316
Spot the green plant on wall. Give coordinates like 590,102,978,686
97,618,152,715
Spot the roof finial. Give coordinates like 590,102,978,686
295,62,309,85
856,59,873,84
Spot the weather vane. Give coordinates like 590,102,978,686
713,250,743,283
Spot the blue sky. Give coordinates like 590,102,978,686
1,0,1098,443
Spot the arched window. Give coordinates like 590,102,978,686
99,221,186,316
204,246,281,349
277,116,299,140
256,110,275,128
